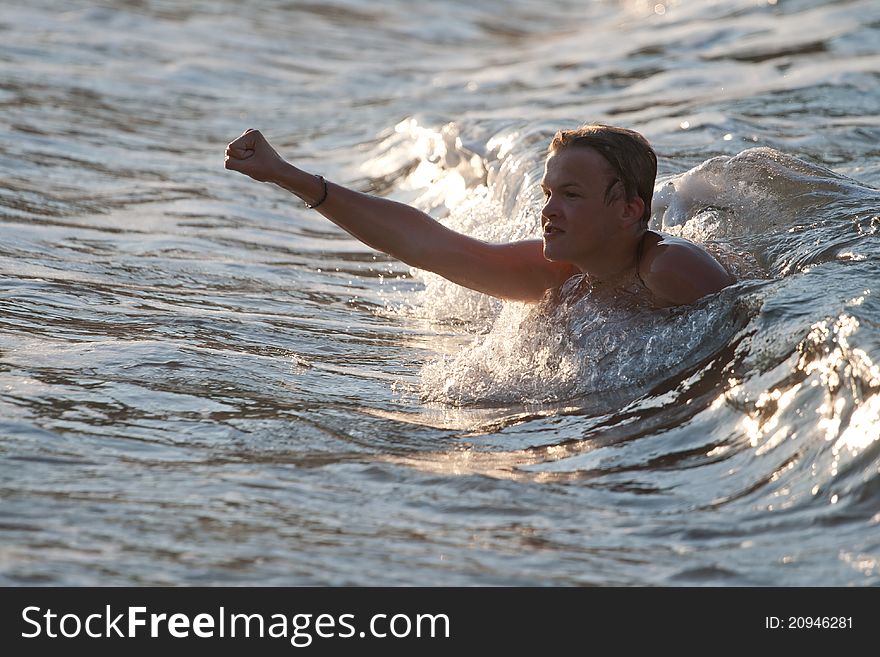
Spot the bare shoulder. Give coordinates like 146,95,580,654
638,231,735,306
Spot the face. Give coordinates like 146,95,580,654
540,146,627,269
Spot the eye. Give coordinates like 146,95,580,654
564,191,580,199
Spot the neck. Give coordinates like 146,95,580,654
575,230,646,283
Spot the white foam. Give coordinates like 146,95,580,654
419,276,745,406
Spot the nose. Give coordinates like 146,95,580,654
541,195,559,224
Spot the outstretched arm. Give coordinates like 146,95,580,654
225,129,575,301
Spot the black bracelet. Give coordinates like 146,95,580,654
306,175,328,209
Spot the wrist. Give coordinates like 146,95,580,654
273,163,327,208
271,160,301,189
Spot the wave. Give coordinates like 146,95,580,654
357,117,880,519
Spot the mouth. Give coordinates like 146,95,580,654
543,225,564,238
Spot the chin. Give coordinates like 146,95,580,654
542,243,567,263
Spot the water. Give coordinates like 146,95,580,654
1,0,879,586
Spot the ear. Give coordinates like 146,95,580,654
619,196,644,228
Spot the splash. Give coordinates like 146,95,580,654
367,119,548,327
651,147,878,278
653,147,868,237
420,276,752,406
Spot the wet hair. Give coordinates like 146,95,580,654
548,124,657,226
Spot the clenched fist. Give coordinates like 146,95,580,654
224,129,287,183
